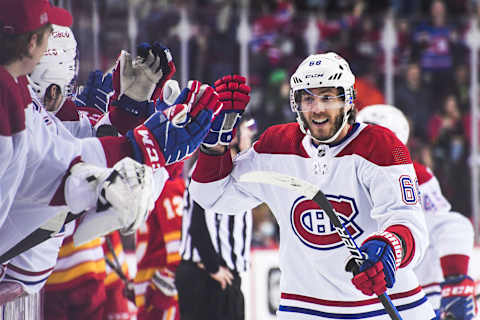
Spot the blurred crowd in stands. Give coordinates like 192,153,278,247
67,0,480,247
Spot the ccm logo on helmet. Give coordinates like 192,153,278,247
305,73,324,78
309,60,322,66
290,195,363,250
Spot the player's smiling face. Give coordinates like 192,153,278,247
299,87,349,142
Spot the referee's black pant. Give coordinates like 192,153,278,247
175,260,244,320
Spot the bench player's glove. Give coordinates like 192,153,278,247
203,74,250,147
145,267,177,311
74,70,113,113
440,275,477,320
67,157,155,245
126,80,223,168
347,232,403,296
152,267,177,297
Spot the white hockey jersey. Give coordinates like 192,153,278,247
3,90,168,293
190,122,435,319
2,93,103,293
0,70,31,231
412,162,474,310
0,87,105,256
0,78,168,256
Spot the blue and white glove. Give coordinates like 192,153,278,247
347,232,403,296
74,70,113,113
203,74,251,147
126,80,223,169
114,79,180,118
440,275,477,320
114,95,156,118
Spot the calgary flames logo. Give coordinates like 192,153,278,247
290,195,363,250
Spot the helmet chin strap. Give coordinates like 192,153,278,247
297,106,351,144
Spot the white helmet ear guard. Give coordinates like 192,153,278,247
356,104,410,144
29,25,78,101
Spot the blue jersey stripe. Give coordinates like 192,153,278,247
278,295,427,319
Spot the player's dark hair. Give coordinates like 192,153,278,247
0,23,52,65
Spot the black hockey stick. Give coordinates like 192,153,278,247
0,211,82,264
104,237,136,303
239,171,403,320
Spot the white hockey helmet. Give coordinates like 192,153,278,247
289,52,356,143
356,104,410,144
29,25,78,100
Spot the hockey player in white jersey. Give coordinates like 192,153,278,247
357,104,477,320
0,0,223,263
190,52,436,319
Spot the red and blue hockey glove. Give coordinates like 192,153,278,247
74,70,113,113
126,80,222,169
203,74,251,147
348,232,403,296
440,275,477,320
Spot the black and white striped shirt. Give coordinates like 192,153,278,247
180,176,252,274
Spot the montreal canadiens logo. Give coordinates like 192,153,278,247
290,195,363,250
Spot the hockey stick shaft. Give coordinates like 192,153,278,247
239,171,402,320
0,212,81,264
312,191,402,320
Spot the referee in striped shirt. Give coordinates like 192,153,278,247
175,119,256,320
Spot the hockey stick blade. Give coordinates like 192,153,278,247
239,171,403,320
0,212,81,264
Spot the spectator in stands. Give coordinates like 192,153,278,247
412,0,460,99
256,69,295,134
394,62,431,142
428,93,469,215
251,203,279,249
348,15,381,73
352,64,385,111
452,63,470,112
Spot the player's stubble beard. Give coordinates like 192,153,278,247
302,108,346,143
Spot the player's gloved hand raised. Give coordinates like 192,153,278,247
203,74,251,147
439,275,477,320
346,232,403,296
111,42,176,118
126,80,223,169
137,41,176,102
74,70,113,113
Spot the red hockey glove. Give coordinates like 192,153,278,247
203,74,250,147
347,232,403,296
126,81,222,169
